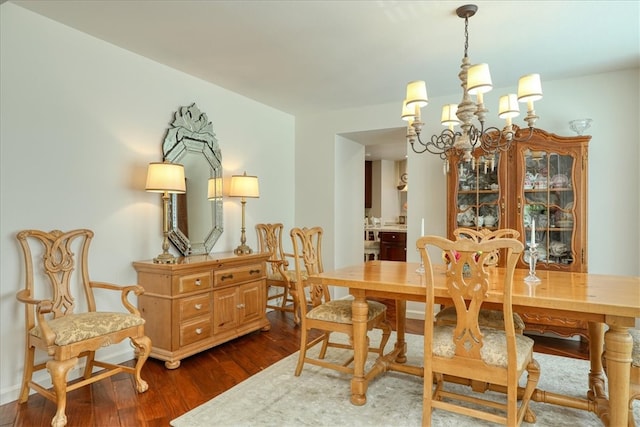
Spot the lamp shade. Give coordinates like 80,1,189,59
229,172,260,198
145,162,186,193
498,94,520,118
517,73,543,102
207,177,223,200
440,104,460,127
401,100,415,122
405,80,428,108
467,63,493,95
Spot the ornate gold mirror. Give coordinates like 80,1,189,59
163,103,223,255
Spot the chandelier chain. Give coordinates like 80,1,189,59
463,16,469,59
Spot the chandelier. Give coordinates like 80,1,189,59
401,4,543,172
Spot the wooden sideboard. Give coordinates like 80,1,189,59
133,252,271,369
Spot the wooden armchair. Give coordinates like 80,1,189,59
436,227,526,335
15,229,151,427
418,235,539,425
289,226,391,376
256,223,311,323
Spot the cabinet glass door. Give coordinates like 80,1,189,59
522,149,575,267
456,154,501,230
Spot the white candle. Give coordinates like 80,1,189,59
421,218,425,237
530,218,536,246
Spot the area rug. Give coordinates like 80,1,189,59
171,332,639,426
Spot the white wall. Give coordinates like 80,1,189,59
0,4,295,404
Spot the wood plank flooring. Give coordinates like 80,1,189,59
0,300,589,427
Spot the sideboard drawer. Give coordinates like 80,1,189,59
179,293,212,321
178,271,212,293
214,263,264,287
180,317,211,346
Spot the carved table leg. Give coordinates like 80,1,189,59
350,290,369,405
588,322,607,401
603,317,634,426
394,299,407,364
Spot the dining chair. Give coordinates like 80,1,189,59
289,226,392,376
256,223,297,314
364,228,380,261
417,235,540,426
436,227,526,334
15,229,151,427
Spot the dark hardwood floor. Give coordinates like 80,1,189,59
0,300,589,426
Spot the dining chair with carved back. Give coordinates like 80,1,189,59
289,226,392,376
256,223,297,315
256,222,316,324
15,229,151,427
436,227,526,335
417,235,540,426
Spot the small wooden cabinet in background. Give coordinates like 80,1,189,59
379,231,406,261
133,252,270,369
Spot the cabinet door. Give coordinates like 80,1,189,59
448,152,506,236
238,281,265,325
514,142,587,272
213,287,239,334
379,232,406,261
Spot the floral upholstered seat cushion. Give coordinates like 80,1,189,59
432,324,534,370
30,312,145,346
436,306,526,332
266,270,307,283
307,299,386,324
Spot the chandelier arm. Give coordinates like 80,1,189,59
410,129,457,161
480,126,509,153
512,126,535,143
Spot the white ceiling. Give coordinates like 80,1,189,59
9,0,639,160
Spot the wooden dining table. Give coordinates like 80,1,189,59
309,260,640,426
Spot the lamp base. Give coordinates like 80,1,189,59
153,252,178,264
234,244,254,256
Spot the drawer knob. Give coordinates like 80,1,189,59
237,303,245,309
195,279,202,286
221,274,234,281
194,303,202,310
249,269,261,275
195,328,203,335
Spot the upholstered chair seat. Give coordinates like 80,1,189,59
307,299,387,323
30,312,145,346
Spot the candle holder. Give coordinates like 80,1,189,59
524,243,541,283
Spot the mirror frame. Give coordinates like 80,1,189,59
162,103,223,256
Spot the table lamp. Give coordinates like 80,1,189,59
145,161,186,263
229,171,259,255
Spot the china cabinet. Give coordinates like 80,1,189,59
133,252,270,368
446,128,591,338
